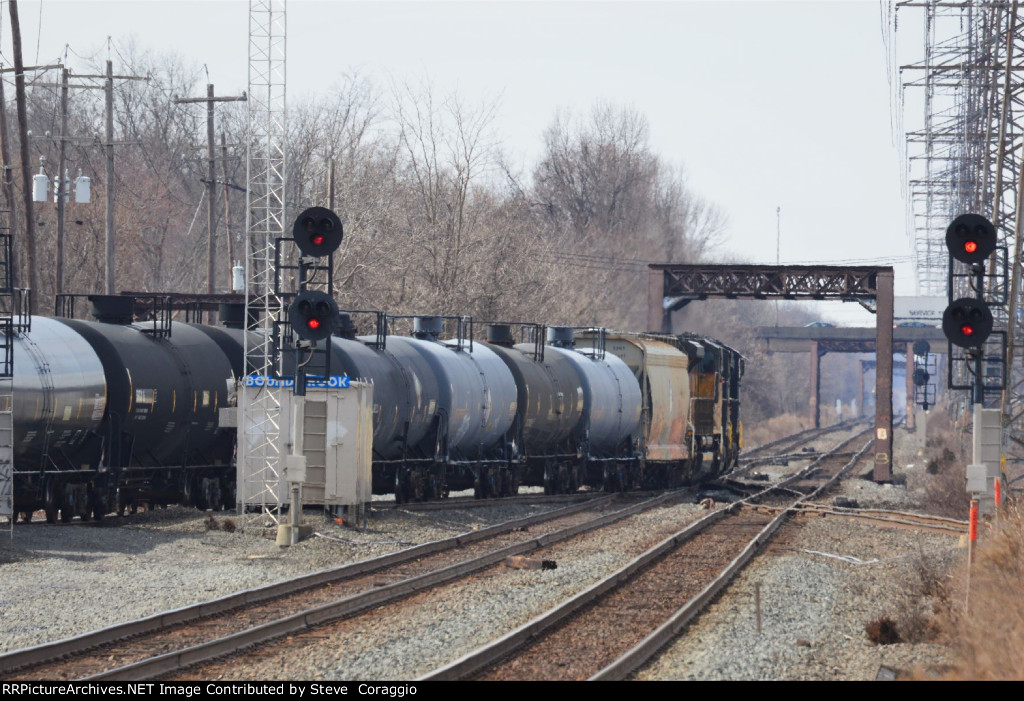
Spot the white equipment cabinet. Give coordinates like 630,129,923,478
237,381,373,511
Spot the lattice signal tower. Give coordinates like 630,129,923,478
891,1,1024,459
239,0,288,520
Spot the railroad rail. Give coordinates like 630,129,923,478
1,423,902,681
421,428,873,680
0,495,615,678
2,489,701,681
375,491,610,511
739,418,866,463
788,503,968,535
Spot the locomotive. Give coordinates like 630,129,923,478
9,297,743,521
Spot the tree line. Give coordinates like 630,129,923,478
2,46,864,424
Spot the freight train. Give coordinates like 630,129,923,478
9,297,742,521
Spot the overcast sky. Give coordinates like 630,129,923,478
0,0,922,324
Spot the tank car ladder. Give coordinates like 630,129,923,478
0,315,12,535
0,218,25,535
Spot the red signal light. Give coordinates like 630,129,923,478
307,318,321,330
964,240,978,254
961,324,974,336
293,207,343,257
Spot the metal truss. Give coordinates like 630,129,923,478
893,1,1024,460
239,0,288,520
648,264,895,481
651,264,885,302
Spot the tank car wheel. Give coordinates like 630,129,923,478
602,465,616,494
394,472,407,504
488,468,499,499
220,477,235,511
116,487,132,517
20,510,32,523
90,488,106,522
501,468,519,497
44,479,59,524
426,472,443,501
410,472,426,502
181,475,197,508
207,484,223,512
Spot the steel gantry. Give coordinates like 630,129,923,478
647,264,895,482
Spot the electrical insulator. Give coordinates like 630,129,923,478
32,159,48,203
74,170,91,203
231,261,245,292
54,171,70,204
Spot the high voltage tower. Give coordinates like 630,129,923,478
239,0,288,519
890,1,1024,460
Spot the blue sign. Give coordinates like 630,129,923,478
244,375,351,389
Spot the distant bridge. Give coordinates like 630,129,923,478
754,326,945,436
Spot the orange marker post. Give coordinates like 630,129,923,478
995,477,1002,508
966,498,979,611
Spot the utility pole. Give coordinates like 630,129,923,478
328,156,335,211
0,73,17,289
8,0,34,310
104,60,114,296
35,63,146,298
53,61,149,296
174,85,246,296
221,132,234,280
55,68,68,296
0,64,61,290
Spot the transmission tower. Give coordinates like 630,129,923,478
239,0,287,519
892,1,1024,460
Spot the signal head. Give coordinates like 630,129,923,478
912,368,930,387
942,297,994,349
946,213,996,264
289,290,339,342
293,206,343,258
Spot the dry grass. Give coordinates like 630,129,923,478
865,615,902,645
203,514,237,532
743,413,810,450
937,502,1024,680
921,410,970,519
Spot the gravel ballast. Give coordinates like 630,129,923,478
0,424,971,680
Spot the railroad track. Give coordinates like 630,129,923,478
0,489,701,681
2,424,909,681
740,418,865,462
374,490,616,511
0,494,614,679
420,428,874,680
789,503,968,535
